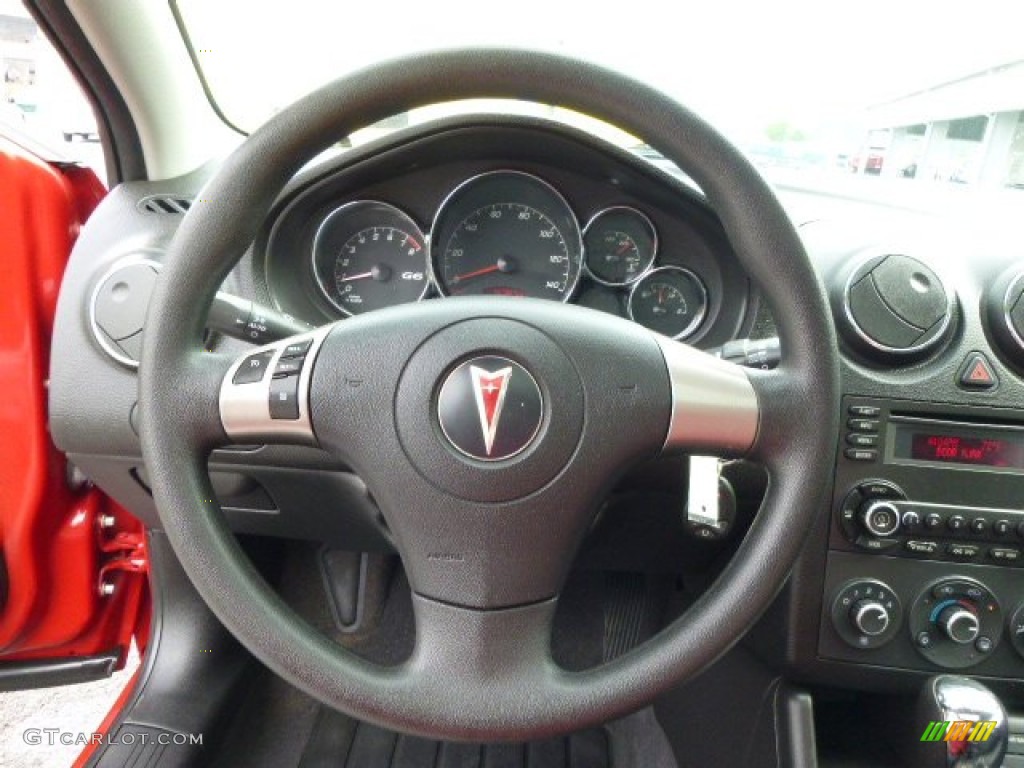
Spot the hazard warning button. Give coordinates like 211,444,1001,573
957,352,998,390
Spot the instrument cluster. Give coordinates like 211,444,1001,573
310,169,711,340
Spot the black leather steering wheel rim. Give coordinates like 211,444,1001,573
139,49,839,741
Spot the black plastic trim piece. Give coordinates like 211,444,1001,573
84,531,255,767
24,0,147,183
0,649,121,692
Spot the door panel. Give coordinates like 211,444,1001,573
0,137,147,673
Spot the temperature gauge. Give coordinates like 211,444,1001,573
627,266,708,340
583,207,657,286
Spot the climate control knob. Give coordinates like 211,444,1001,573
937,605,980,645
851,599,890,637
831,579,902,649
860,500,901,537
909,578,1001,668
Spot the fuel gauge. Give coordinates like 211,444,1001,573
628,266,708,340
583,207,657,286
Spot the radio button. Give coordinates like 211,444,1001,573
857,481,904,499
905,540,938,555
946,543,980,560
861,501,901,537
902,510,921,529
947,515,967,532
847,418,880,432
994,520,1012,537
924,513,943,531
848,405,881,418
970,517,988,535
990,547,1020,563
856,536,900,552
845,448,877,462
846,433,878,448
1017,521,1024,540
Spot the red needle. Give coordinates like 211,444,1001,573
616,241,631,255
452,264,500,283
339,271,373,282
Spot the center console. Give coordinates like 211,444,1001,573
818,396,1024,676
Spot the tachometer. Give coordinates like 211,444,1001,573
431,171,582,301
312,201,428,316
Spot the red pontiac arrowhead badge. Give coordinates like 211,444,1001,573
469,366,513,456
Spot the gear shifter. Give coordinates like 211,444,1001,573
913,676,1008,767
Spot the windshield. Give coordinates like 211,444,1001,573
176,0,1024,197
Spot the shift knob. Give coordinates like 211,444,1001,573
912,676,1007,768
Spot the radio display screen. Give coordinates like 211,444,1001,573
892,420,1024,471
910,433,1024,468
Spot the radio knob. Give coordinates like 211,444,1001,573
860,500,901,537
937,605,980,645
850,599,890,637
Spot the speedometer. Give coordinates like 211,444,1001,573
431,171,582,301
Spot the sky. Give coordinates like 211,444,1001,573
179,0,1024,141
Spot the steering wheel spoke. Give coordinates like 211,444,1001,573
655,336,760,457
407,595,558,698
218,325,332,446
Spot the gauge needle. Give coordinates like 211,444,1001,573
616,242,631,255
452,264,501,283
340,271,373,282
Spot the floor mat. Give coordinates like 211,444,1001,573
298,708,610,768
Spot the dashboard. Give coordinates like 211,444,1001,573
46,114,1024,698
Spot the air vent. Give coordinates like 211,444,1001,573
833,253,955,364
984,266,1024,368
138,195,192,214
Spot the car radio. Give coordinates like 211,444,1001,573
832,397,1024,567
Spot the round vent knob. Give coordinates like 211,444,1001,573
984,266,1024,367
835,254,955,362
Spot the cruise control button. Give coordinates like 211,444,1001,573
269,375,300,420
905,540,938,555
281,339,313,358
846,433,878,448
845,448,877,461
847,418,880,432
848,405,880,418
232,351,275,384
273,358,304,377
947,543,979,560
990,547,1020,563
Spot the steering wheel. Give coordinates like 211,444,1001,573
139,49,838,741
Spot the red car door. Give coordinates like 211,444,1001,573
0,133,148,691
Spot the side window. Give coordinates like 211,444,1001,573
1,4,106,184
